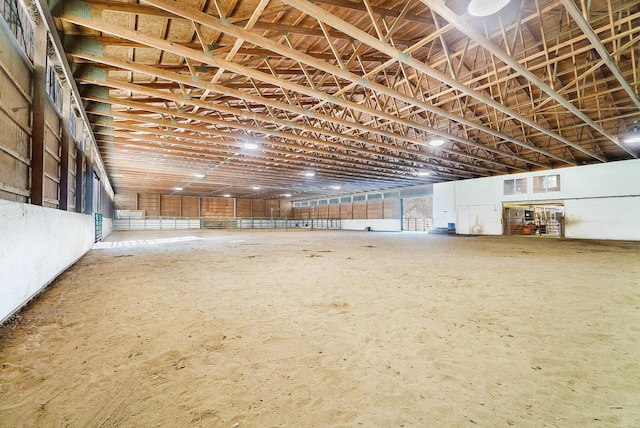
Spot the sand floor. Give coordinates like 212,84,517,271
1,230,640,427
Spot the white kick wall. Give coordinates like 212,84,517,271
433,158,640,241
0,200,99,323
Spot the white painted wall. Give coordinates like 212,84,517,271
341,219,402,232
433,158,640,240
0,200,96,323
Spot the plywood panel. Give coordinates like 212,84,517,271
340,203,352,219
367,200,383,219
115,193,138,210
328,204,339,218
138,193,160,217
252,199,266,217
317,204,329,219
201,197,234,217
0,35,32,203
266,199,281,217
383,199,401,219
160,194,181,217
181,196,199,217
352,201,367,219
236,199,251,217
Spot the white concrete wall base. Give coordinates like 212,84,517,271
0,200,96,323
341,219,401,232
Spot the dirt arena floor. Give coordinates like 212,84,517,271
1,230,639,427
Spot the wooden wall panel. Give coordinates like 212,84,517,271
317,204,329,218
160,195,181,217
115,193,138,210
138,193,160,217
352,201,367,219
236,199,251,217
309,206,318,219
328,204,340,218
252,199,266,217
43,108,61,208
340,203,352,219
265,199,281,217
383,199,401,219
181,196,199,217
367,200,383,219
201,197,234,217
0,25,31,203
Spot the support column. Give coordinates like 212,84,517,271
30,16,48,205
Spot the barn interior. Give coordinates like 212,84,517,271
1,0,640,425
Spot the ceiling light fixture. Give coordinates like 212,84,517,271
468,0,511,17
252,186,261,190
331,185,341,190
244,142,258,150
195,174,205,178
283,194,292,198
428,138,446,147
223,194,231,198
417,171,431,177
623,121,640,144
304,171,315,177
175,187,183,191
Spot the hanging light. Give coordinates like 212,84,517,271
429,138,446,147
468,0,511,17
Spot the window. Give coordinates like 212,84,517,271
0,0,34,59
310,200,318,206
533,174,561,193
329,198,339,204
367,193,382,200
69,108,78,140
383,191,400,198
504,178,527,195
46,59,64,114
318,200,328,205
353,195,366,202
301,201,309,207
340,196,352,203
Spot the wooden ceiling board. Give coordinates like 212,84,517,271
49,0,640,199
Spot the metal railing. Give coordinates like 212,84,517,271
113,217,342,231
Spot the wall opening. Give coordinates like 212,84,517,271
503,203,564,238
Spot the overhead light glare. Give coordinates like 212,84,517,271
417,171,431,177
468,0,511,17
252,186,261,190
244,142,258,150
195,174,205,178
175,187,183,191
624,135,640,144
282,194,292,198
624,121,640,144
223,194,231,198
304,171,315,177
429,138,445,147
331,185,341,190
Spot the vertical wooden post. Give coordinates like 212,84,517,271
30,17,48,205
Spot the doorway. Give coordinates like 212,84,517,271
503,203,564,237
